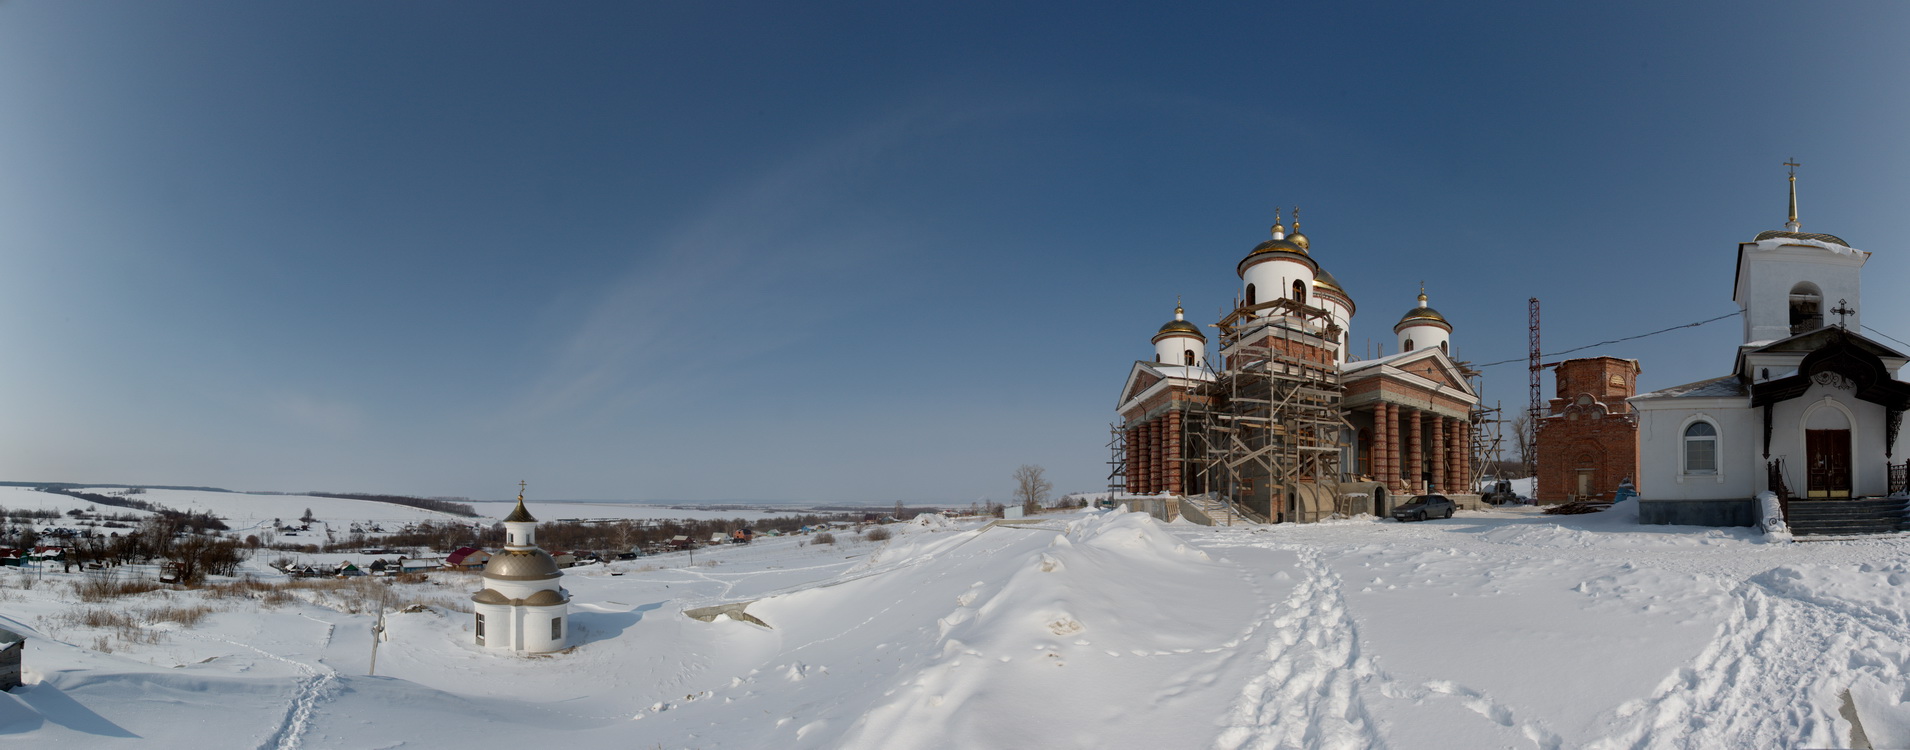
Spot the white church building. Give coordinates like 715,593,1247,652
1630,171,1910,525
471,485,572,653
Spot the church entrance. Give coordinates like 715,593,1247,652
1806,429,1852,498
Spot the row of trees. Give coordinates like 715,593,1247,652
26,515,248,585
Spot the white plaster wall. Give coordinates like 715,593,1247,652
1736,245,1864,344
1241,256,1314,315
473,601,568,652
516,603,569,653
1154,335,1205,367
474,602,511,649
1635,400,1759,500
1315,294,1352,364
1397,322,1450,356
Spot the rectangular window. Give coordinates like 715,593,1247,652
1686,439,1717,473
475,613,485,638
551,617,562,641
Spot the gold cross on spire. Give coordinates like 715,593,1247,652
1784,158,1801,228
518,480,526,502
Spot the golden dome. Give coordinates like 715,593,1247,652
1154,319,1205,342
1314,268,1345,295
1289,231,1309,250
482,549,563,581
471,588,511,605
521,589,569,606
1153,303,1206,342
1395,293,1451,330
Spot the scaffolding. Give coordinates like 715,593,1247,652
1188,297,1351,523
1105,423,1128,496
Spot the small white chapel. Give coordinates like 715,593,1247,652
1630,167,1910,525
471,483,572,653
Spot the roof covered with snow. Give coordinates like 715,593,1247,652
1634,374,1746,400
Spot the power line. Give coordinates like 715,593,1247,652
1863,325,1910,350
1472,310,1742,369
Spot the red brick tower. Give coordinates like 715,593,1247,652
1536,357,1641,503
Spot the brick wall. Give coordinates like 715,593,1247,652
1536,357,1641,503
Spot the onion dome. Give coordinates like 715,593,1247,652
1314,268,1346,296
1153,302,1206,342
1394,292,1452,332
1288,208,1309,250
482,548,563,580
503,495,536,523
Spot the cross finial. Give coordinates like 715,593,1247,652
1832,298,1854,328
1784,159,1802,229
518,480,526,502
1292,206,1301,229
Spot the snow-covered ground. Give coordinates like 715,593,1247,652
4,502,1909,748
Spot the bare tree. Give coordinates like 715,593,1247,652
1509,413,1533,477
1013,465,1053,514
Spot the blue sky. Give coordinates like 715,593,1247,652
3,2,1908,503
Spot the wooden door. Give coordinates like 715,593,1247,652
1806,429,1853,498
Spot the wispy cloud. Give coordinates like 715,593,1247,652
507,100,1011,422
267,392,365,437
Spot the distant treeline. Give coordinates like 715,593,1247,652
307,492,478,518
39,488,229,532
0,481,230,492
302,511,881,554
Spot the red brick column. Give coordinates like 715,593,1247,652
1166,410,1183,495
1388,404,1404,492
1148,419,1162,494
1135,422,1150,495
1431,416,1446,493
1373,403,1390,484
1406,408,1422,494
1458,420,1472,493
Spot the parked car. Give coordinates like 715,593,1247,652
1480,480,1519,506
1392,494,1456,522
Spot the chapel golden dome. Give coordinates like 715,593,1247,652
482,549,563,581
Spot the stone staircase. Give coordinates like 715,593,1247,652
1180,494,1264,526
1785,497,1910,538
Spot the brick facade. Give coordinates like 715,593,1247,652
1536,357,1641,503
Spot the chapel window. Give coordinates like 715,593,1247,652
1404,339,1416,352
1183,350,1195,366
1292,280,1307,304
1245,284,1257,306
1789,283,1823,334
476,613,486,638
552,617,563,640
1683,421,1718,474
1439,341,1448,353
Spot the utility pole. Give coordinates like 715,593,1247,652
1527,297,1542,482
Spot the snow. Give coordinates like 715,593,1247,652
4,505,1908,748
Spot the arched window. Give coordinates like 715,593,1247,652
1439,341,1448,353
1292,280,1307,304
1183,350,1195,366
1789,282,1823,334
1403,339,1416,352
1154,353,1161,363
1683,421,1718,474
1245,284,1257,306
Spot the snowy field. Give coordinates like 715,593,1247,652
4,502,1909,748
